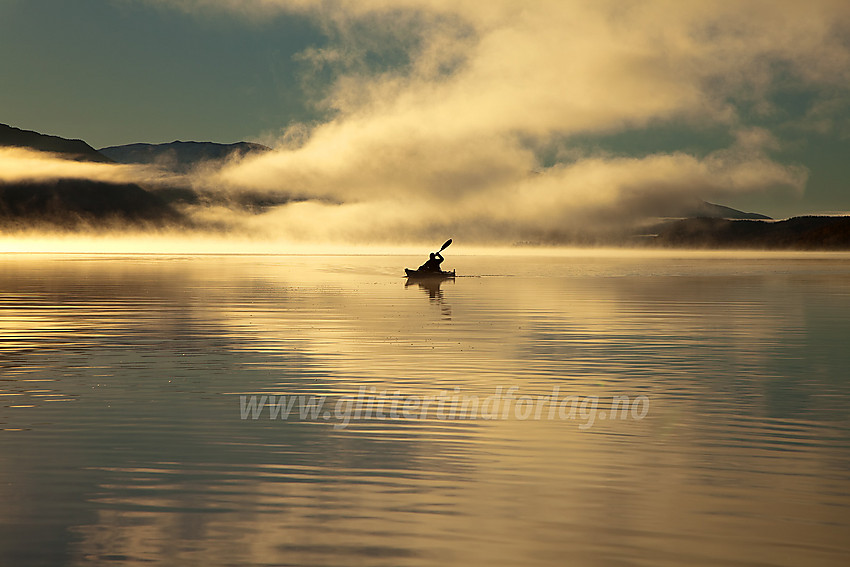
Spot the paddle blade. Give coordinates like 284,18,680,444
439,238,453,252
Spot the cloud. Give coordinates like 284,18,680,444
0,147,177,186
191,132,805,244
54,1,850,241
153,1,850,123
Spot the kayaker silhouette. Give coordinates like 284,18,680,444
418,251,444,273
405,239,454,277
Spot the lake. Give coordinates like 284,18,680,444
1,252,849,566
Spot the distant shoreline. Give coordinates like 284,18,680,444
511,215,850,251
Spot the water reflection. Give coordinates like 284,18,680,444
0,254,849,566
405,276,452,319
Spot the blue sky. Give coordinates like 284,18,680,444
2,0,850,237
0,0,323,145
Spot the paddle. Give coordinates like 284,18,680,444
406,239,453,277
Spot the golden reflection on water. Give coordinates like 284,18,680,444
1,253,850,566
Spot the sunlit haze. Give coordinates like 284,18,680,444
2,0,850,247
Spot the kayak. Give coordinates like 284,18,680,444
405,268,456,278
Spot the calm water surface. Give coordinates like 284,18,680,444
1,253,849,566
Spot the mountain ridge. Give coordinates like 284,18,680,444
686,201,771,220
1,123,182,228
99,140,271,172
0,123,112,162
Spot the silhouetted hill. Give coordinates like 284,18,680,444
0,123,111,162
0,179,184,230
646,196,771,220
99,141,270,172
1,123,185,229
651,216,850,249
686,201,771,220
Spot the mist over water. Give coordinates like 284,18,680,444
1,252,849,566
9,0,850,241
